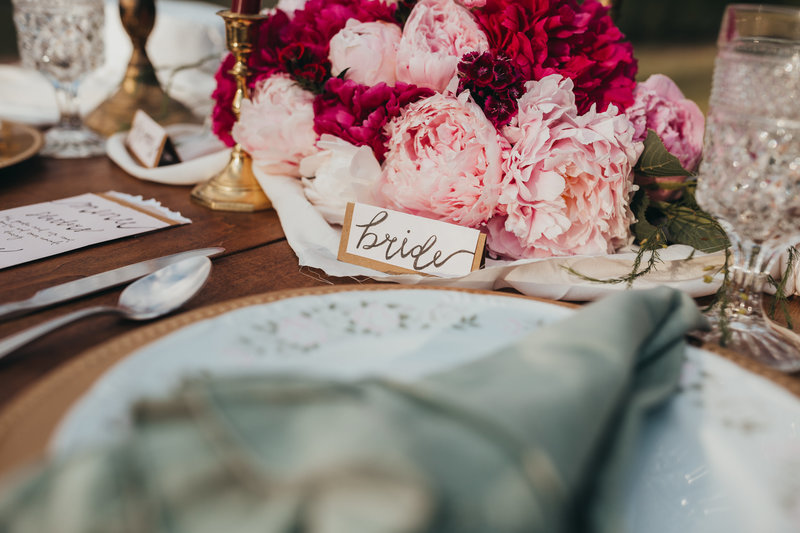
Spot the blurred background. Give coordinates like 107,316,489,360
1,0,800,112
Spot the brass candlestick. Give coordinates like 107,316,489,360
84,0,200,137
190,10,271,212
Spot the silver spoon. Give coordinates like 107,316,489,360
0,255,212,360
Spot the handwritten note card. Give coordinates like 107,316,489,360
125,110,180,168
0,192,189,270
338,203,485,277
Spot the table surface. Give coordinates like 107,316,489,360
1,151,799,471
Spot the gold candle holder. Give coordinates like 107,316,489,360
85,0,200,137
190,10,271,212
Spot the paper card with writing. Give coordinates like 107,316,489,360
125,110,180,168
0,192,190,270
338,203,486,277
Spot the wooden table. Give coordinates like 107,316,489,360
1,152,799,474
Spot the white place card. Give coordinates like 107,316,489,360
0,192,190,270
125,110,180,168
338,202,485,277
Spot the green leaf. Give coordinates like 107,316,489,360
630,189,660,245
636,129,695,178
664,205,729,253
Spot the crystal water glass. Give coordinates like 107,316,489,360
12,0,106,158
696,4,800,371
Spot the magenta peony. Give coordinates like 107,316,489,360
232,74,318,177
313,78,434,162
374,91,512,228
395,0,490,92
473,0,637,115
329,19,403,86
211,54,238,147
487,75,641,259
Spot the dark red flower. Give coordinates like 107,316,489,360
313,78,434,162
458,51,526,128
473,0,637,114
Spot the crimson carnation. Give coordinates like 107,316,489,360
457,51,526,129
474,0,637,114
313,78,434,162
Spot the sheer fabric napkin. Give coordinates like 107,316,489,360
0,287,707,533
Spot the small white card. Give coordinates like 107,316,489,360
0,192,189,270
338,203,485,277
125,110,180,168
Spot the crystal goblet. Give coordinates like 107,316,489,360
12,0,106,158
696,4,800,371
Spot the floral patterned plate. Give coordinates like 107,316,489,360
52,287,799,533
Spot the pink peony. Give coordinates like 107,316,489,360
232,74,318,177
374,91,511,228
626,74,704,171
487,75,641,259
395,0,490,92
626,74,704,201
502,74,579,142
329,19,403,86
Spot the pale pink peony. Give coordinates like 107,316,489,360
395,0,490,92
329,19,402,86
274,0,308,15
300,135,382,225
487,76,642,259
374,91,511,228
502,75,579,144
626,74,704,171
232,74,318,177
456,0,486,7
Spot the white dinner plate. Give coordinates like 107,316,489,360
52,288,800,533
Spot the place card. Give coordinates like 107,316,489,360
338,202,485,277
125,110,180,168
0,192,190,270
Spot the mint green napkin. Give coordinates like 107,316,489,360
0,287,706,533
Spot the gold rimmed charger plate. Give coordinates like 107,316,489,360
0,284,796,479
0,121,44,170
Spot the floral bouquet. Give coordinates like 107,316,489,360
211,0,728,299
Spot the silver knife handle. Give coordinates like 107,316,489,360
0,299,38,322
0,305,118,360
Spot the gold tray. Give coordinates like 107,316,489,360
0,121,44,170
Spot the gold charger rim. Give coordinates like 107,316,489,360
0,283,797,480
0,121,44,170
